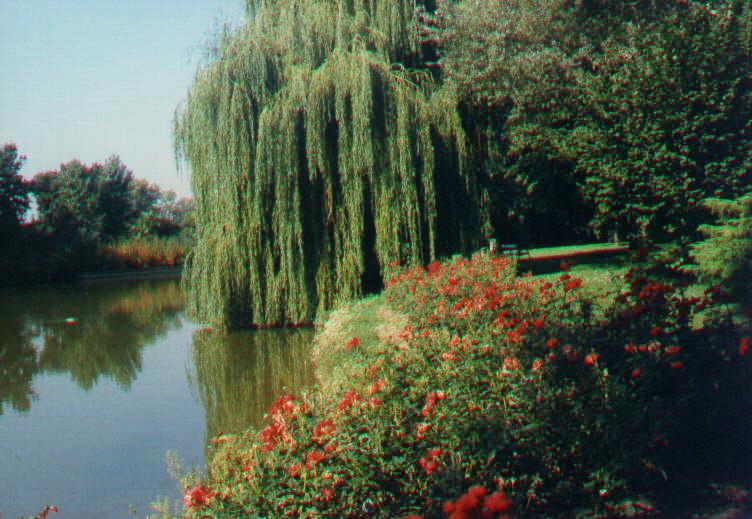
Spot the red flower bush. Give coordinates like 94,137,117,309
443,485,513,518
188,252,749,518
183,485,214,508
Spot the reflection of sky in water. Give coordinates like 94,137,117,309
0,279,315,518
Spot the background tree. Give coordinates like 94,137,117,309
0,143,29,238
127,182,195,238
434,0,752,242
31,156,134,243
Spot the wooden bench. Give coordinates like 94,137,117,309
495,242,530,260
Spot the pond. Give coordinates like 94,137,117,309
0,278,315,518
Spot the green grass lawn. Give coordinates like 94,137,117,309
530,260,629,307
525,242,627,259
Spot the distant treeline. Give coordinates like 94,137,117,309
0,144,194,286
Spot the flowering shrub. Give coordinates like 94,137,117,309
184,253,749,517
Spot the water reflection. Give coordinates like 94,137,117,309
190,327,316,440
0,279,184,414
0,278,318,517
0,314,37,414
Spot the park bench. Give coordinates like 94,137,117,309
489,240,530,260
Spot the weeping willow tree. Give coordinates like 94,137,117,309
175,0,490,328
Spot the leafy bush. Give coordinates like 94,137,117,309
179,253,749,517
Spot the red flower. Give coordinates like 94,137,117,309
324,440,338,453
269,393,297,416
183,485,213,508
584,353,599,366
665,346,681,356
287,462,303,477
441,351,459,362
564,278,583,291
369,396,382,407
425,447,443,460
739,337,750,357
306,449,326,467
531,317,545,328
415,422,432,440
560,260,571,271
467,485,487,499
670,361,684,370
546,338,559,349
419,456,438,474
322,487,335,501
313,418,336,443
344,336,361,350
650,325,662,337
631,368,641,379
484,490,513,513
502,356,521,371
368,379,387,394
337,391,361,411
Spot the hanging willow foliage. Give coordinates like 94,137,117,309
175,0,490,328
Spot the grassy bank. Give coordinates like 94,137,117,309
169,253,750,518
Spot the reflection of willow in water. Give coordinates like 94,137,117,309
0,279,184,413
190,328,315,441
0,313,37,414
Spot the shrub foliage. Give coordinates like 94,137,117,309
180,253,750,517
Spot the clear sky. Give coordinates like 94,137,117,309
0,0,247,198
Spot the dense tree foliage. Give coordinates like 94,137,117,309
30,156,194,244
128,180,195,239
32,156,134,243
0,144,29,237
435,0,752,242
176,0,489,328
0,146,194,285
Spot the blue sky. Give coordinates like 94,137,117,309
0,1,247,197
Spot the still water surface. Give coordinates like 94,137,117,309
0,278,314,518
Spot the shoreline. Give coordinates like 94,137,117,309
78,266,183,283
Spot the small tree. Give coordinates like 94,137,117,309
31,156,134,243
691,193,752,309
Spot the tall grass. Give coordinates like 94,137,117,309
98,236,189,269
